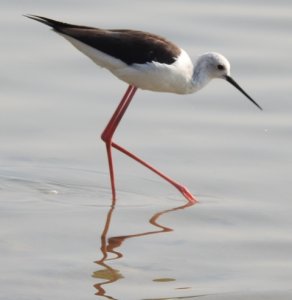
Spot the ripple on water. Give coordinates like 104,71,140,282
0,163,188,209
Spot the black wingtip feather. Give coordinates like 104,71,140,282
24,14,54,27
24,14,96,32
23,14,73,30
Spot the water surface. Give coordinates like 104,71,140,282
1,1,292,299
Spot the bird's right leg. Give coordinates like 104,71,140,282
101,85,137,200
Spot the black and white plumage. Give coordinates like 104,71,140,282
25,15,262,202
25,15,263,102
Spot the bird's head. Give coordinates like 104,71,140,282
196,52,262,110
198,52,231,79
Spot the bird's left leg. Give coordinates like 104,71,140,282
111,142,196,203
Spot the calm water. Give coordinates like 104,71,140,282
1,0,292,299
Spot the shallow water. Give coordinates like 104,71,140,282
1,0,292,299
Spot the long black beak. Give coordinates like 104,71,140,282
225,75,262,110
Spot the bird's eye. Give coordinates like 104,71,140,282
217,64,224,70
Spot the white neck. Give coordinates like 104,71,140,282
190,58,212,93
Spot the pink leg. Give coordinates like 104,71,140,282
101,85,137,200
101,85,196,203
112,142,196,203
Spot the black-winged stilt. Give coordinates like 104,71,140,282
25,15,262,203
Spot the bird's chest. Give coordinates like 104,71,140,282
114,61,193,94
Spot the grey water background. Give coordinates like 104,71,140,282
1,0,292,299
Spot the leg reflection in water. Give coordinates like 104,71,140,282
92,199,195,299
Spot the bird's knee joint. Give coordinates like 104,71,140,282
101,134,112,146
101,134,106,142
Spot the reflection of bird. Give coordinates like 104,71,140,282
93,197,194,299
25,15,262,202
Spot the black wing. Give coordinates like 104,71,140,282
25,15,181,65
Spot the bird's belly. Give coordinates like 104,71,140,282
113,61,193,94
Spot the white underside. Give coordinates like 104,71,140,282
60,33,196,94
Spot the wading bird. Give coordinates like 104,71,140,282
25,15,262,203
